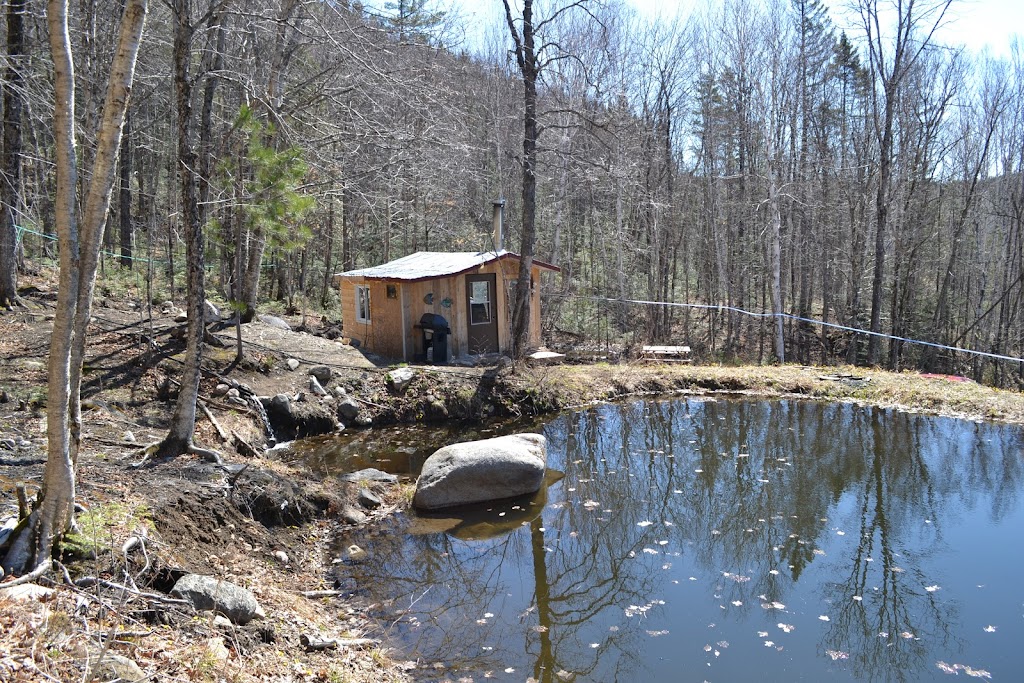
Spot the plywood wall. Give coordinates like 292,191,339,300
339,277,404,358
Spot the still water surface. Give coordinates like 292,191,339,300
316,399,1024,682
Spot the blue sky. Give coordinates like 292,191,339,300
444,0,1021,59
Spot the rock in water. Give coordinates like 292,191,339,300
171,574,263,625
340,468,398,484
413,434,547,510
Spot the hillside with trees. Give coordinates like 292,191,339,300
1,0,1023,383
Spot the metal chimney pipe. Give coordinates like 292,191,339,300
492,199,505,252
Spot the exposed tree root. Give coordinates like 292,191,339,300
131,438,223,468
0,558,51,588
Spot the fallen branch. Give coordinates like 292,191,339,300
299,634,380,651
199,400,229,443
73,576,192,606
0,559,51,589
352,395,386,410
298,590,344,598
231,430,259,458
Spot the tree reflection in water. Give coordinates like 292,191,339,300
329,399,1024,682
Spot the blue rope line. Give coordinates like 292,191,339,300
557,293,1024,365
16,224,167,264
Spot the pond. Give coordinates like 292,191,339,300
317,399,1024,682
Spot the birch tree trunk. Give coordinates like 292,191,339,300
2,0,147,578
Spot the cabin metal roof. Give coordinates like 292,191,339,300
335,250,559,283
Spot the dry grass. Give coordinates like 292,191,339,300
524,362,1024,425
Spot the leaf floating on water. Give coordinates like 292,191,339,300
925,585,941,592
731,600,743,606
764,640,775,647
769,569,780,576
936,662,992,679
556,671,573,681
476,619,488,625
589,643,600,649
583,500,600,509
818,615,830,622
836,530,845,536
532,625,549,633
891,566,905,573
643,548,659,555
900,631,915,639
761,601,786,610
983,625,997,633
826,650,849,661
504,667,515,673
723,572,751,583
758,631,769,637
658,540,669,546
638,520,654,528
777,623,795,633
646,630,669,637
852,596,863,601
813,549,826,556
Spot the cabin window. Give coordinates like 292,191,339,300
469,280,492,324
386,284,398,299
356,285,371,324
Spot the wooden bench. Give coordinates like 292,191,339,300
641,345,692,363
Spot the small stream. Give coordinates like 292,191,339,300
294,398,1024,682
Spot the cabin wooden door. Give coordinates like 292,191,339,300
465,273,498,354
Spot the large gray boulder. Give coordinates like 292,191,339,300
171,574,263,625
413,434,547,511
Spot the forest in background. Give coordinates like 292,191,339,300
1,0,1023,386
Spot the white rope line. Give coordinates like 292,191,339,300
550,293,1024,365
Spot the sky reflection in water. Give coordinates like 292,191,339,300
331,399,1024,682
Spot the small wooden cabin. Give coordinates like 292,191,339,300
336,250,559,362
